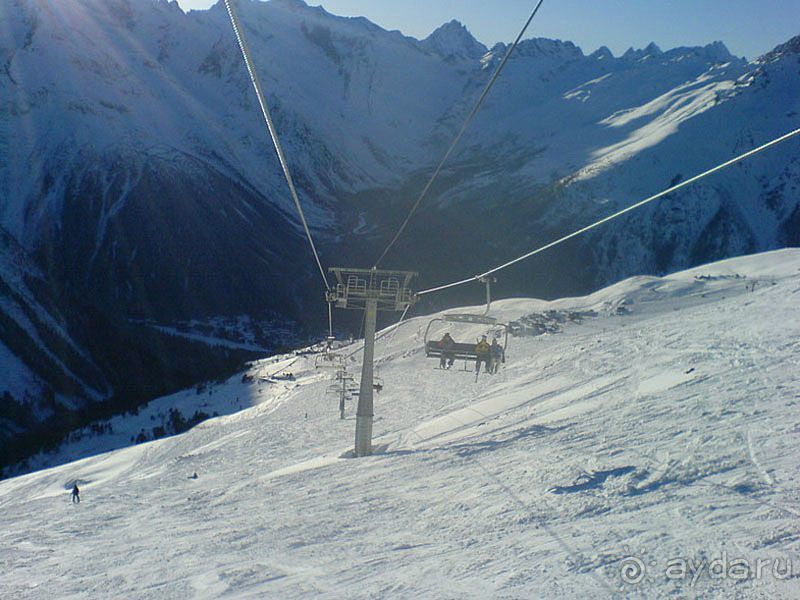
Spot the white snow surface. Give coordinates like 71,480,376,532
2,249,800,598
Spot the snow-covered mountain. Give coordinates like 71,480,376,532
2,0,451,318
420,19,488,63
2,0,468,460
0,220,271,471
2,249,798,598
358,32,800,301
4,0,798,311
1,0,799,467
0,225,110,460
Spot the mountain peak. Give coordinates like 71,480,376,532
622,42,662,61
757,35,800,63
703,41,734,62
268,0,310,10
420,19,487,61
514,37,584,60
645,41,663,55
590,46,614,60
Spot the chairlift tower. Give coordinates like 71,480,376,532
328,267,417,457
334,368,356,420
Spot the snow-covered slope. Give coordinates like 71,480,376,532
2,0,799,481
2,249,799,598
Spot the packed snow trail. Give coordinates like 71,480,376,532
1,250,799,598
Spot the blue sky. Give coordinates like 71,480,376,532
176,0,800,59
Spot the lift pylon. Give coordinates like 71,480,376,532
328,267,416,457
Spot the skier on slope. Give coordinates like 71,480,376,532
71,484,80,504
475,335,491,377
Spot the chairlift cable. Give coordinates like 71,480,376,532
373,0,547,268
416,126,800,297
223,0,331,293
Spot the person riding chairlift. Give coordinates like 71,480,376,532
489,337,505,374
475,335,491,376
438,332,456,369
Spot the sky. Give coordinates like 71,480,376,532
174,0,800,59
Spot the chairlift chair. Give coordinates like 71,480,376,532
422,275,507,368
423,314,509,370
315,352,344,370
326,384,350,419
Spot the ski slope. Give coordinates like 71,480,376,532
2,249,800,598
